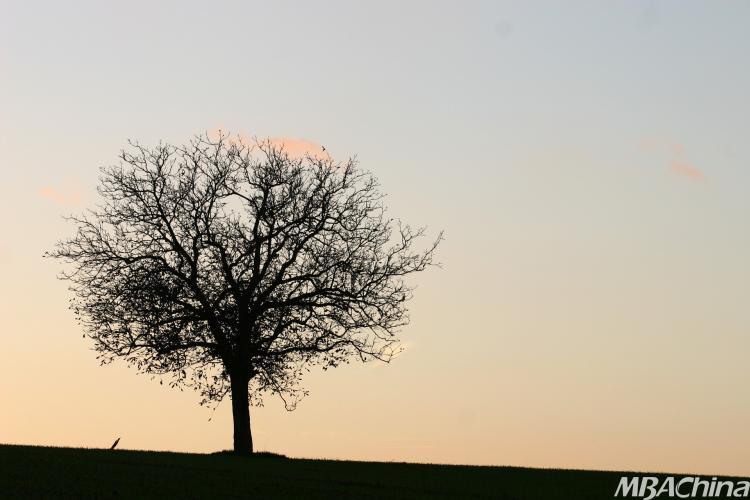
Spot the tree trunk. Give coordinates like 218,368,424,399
230,375,253,455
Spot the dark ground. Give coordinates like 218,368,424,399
0,444,745,499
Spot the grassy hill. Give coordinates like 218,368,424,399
0,444,743,499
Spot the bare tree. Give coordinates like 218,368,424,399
48,133,441,454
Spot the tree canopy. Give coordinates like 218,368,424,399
49,133,441,453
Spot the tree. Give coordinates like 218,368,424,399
49,133,441,454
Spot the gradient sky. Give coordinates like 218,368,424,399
1,0,749,476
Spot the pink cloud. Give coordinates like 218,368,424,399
640,139,685,157
640,138,706,182
670,161,706,181
38,185,83,205
266,137,330,160
207,129,330,160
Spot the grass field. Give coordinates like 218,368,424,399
0,444,744,499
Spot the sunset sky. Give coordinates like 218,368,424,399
1,1,749,477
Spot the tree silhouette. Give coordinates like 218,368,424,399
49,133,441,454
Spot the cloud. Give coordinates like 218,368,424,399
640,139,684,157
266,137,330,160
670,161,705,181
38,184,83,205
207,128,330,160
640,139,706,182
364,341,412,369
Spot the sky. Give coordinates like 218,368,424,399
1,0,749,476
